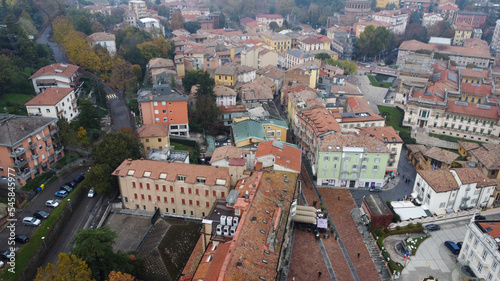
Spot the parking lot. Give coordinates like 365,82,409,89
401,220,469,281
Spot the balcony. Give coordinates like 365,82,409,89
43,134,50,141
55,146,64,154
46,144,53,151
13,158,29,168
50,129,58,136
16,169,32,180
9,147,26,158
31,153,40,160
29,142,38,150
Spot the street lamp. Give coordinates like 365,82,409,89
41,237,47,250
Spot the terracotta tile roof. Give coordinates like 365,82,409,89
438,2,459,10
138,124,169,138
299,107,340,135
256,65,285,80
329,81,362,96
215,64,237,76
218,105,247,113
210,145,250,164
446,101,500,119
255,13,283,19
477,221,500,247
255,141,301,173
113,159,230,186
229,158,247,166
29,63,79,79
223,171,298,280
406,144,427,154
412,91,445,102
452,168,496,186
241,79,274,101
458,141,480,152
148,58,174,68
357,18,391,28
88,32,115,42
301,36,322,44
342,97,385,122
418,169,459,193
422,146,459,164
460,82,492,96
240,17,255,24
399,39,491,59
468,144,500,170
25,87,73,106
357,126,403,143
214,85,236,97
318,132,390,153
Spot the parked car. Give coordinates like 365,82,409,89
88,188,95,198
60,185,73,193
0,260,4,268
45,200,59,208
457,242,463,249
369,187,382,192
14,235,29,244
54,190,68,198
66,181,77,188
74,175,85,183
33,210,50,220
476,215,486,220
444,241,460,255
0,250,14,260
425,224,441,231
22,217,41,226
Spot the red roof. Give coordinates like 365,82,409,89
29,63,79,79
255,141,301,173
446,102,499,119
25,87,73,106
412,91,445,102
460,82,492,96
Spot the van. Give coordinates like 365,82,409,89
444,241,460,255
74,175,85,183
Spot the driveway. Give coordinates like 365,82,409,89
351,74,389,114
401,221,469,281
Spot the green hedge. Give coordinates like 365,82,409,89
22,171,56,191
170,138,198,147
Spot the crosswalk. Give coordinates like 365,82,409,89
106,94,118,100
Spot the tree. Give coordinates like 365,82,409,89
314,53,331,60
35,253,93,281
269,21,279,31
403,22,427,42
137,37,174,61
92,132,141,170
81,164,113,195
325,58,358,75
183,21,201,33
71,227,118,280
357,25,395,58
77,99,102,131
110,60,136,94
170,10,184,30
107,271,135,281
57,119,79,147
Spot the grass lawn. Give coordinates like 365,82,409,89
368,75,393,88
429,133,483,145
388,65,399,69
378,105,405,131
0,94,34,107
405,236,429,255
52,152,80,170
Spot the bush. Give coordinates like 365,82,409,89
417,222,422,228
395,225,401,231
407,223,415,229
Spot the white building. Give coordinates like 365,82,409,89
237,65,256,83
492,19,500,52
214,85,237,106
128,0,146,18
255,13,284,27
279,49,314,70
458,218,500,280
25,87,79,122
29,63,81,95
139,18,164,35
371,9,409,35
413,168,496,214
88,32,116,55
422,13,444,28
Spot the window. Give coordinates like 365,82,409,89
493,261,498,270
197,200,200,206
477,262,483,273
222,192,225,198
374,158,381,163
148,195,151,201
190,211,194,216
177,175,186,181
164,197,168,202
163,185,166,191
166,208,169,213
482,250,487,260
163,110,166,114
170,186,174,192
373,165,379,171
324,156,330,161
154,110,159,114
197,178,206,184
157,196,160,201
206,202,210,207
132,182,136,188
444,123,448,128
474,238,479,247
134,193,138,199
205,190,209,196
141,194,145,200
147,183,150,190
213,191,217,197
196,189,199,195
182,199,186,205
181,187,185,193
189,200,193,205
140,183,143,189
143,205,146,210
171,198,174,203
188,188,192,194
172,208,176,214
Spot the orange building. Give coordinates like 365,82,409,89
0,115,64,186
137,84,190,137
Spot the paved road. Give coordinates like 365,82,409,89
0,167,88,252
35,25,68,63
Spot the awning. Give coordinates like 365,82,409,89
292,215,317,225
317,218,328,229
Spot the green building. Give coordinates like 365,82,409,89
315,132,390,188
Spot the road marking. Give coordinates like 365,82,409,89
106,94,118,100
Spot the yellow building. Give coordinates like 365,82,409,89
453,26,473,46
138,124,170,156
114,159,231,218
260,31,292,53
376,0,399,8
214,64,237,87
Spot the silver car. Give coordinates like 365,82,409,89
22,217,41,226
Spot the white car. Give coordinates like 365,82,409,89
23,217,41,226
0,260,4,268
45,200,59,208
88,188,95,198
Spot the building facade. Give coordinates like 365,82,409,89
88,32,116,55
114,159,231,218
25,88,79,122
128,0,147,18
29,63,82,95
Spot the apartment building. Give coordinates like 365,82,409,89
371,9,409,35
231,117,287,147
278,49,314,70
0,114,63,186
214,64,237,87
214,85,236,106
458,219,500,281
241,45,278,69
413,168,496,214
358,126,403,174
492,19,500,52
128,0,146,18
255,13,284,27
453,10,488,29
114,159,231,218
25,87,79,123
327,26,356,60
138,124,170,156
260,31,292,53
437,2,459,22
138,83,189,137
255,141,301,173
29,63,82,95
401,0,432,12
315,132,390,188
453,26,473,46
422,13,444,28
